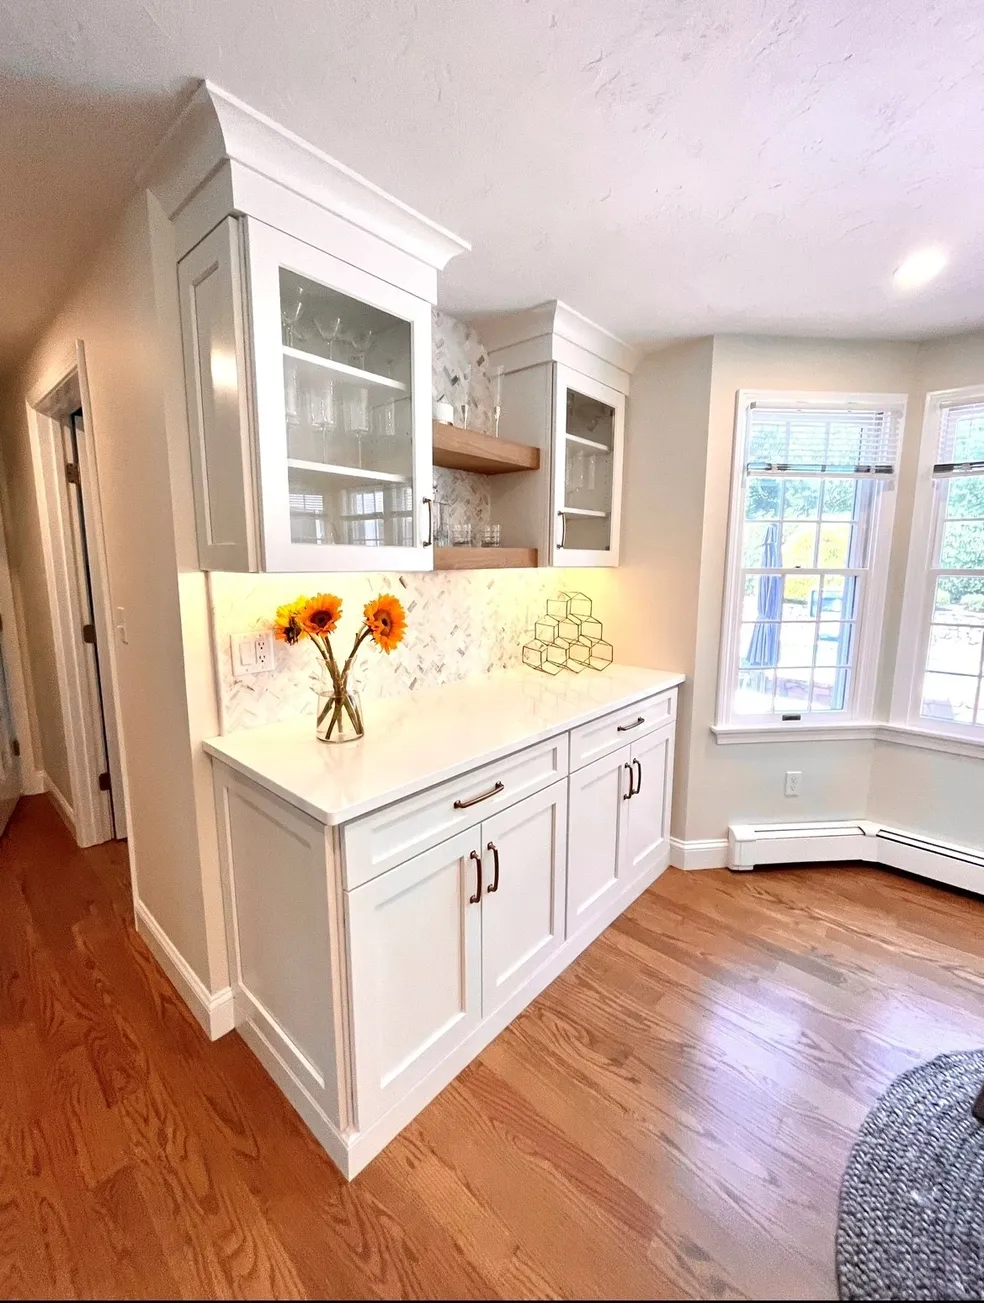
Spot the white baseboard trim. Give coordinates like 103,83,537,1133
134,900,235,1040
669,837,729,870
728,819,984,895
44,774,76,835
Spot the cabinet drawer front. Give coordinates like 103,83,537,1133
343,734,569,889
569,689,677,771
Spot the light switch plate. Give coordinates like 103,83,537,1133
231,631,275,678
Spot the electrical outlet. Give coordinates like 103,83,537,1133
784,770,802,798
231,631,276,679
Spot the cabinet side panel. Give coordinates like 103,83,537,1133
224,778,338,1117
177,217,257,569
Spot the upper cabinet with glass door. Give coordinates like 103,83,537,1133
477,302,636,568
554,366,624,565
168,82,468,572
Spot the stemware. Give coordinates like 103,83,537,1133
313,313,343,361
281,286,306,347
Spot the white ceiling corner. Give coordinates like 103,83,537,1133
1,0,983,370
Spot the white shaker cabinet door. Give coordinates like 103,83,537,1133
566,746,631,937
480,781,568,1019
346,828,482,1130
621,723,674,884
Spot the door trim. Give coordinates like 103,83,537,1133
25,341,129,848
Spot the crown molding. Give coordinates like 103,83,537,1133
471,300,640,379
140,80,470,272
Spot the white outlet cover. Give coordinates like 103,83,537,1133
232,631,276,678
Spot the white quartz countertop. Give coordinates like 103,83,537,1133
204,664,684,826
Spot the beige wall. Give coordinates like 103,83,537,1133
594,338,713,830
0,405,71,799
0,193,225,990
867,330,984,850
683,336,918,842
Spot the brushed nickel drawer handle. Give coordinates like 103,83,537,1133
617,716,645,732
454,781,504,810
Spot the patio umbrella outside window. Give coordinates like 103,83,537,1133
743,520,782,691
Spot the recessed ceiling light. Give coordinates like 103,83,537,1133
893,247,947,291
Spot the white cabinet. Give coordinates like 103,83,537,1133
477,301,637,570
567,747,630,935
567,721,674,937
347,829,482,1127
208,678,678,1179
348,779,567,1131
178,215,436,572
550,364,625,567
621,723,674,884
480,781,567,1018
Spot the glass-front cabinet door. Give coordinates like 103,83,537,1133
551,364,625,567
246,218,434,571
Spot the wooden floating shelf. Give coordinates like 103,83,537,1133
435,546,538,571
432,422,540,475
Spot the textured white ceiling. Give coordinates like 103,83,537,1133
2,0,983,364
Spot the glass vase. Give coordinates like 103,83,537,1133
315,684,364,743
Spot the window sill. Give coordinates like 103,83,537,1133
711,722,879,745
877,724,984,761
711,720,984,759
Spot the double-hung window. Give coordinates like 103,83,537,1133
897,391,984,738
717,391,905,729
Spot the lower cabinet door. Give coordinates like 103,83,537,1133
346,828,482,1130
480,780,568,1019
566,745,630,937
621,722,674,883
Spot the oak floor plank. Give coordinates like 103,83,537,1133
4,794,984,1299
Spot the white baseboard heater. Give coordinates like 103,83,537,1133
728,820,984,897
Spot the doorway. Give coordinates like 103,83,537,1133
27,344,126,847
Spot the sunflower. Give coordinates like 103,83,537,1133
299,593,343,638
273,598,307,645
363,593,406,654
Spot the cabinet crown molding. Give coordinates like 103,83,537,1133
470,300,640,386
140,80,470,272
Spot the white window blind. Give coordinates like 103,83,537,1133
746,404,902,477
934,401,984,476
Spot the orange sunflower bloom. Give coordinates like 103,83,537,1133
299,593,343,638
273,598,307,645
363,594,406,654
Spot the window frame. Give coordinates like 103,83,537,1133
716,389,906,733
892,385,984,743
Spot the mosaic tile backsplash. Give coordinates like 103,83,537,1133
211,568,607,733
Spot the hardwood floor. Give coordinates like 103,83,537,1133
4,794,984,1299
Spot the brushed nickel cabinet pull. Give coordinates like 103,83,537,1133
556,510,567,549
486,841,500,893
622,761,634,800
634,758,643,794
469,849,482,904
617,716,645,732
422,497,434,547
454,780,504,810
